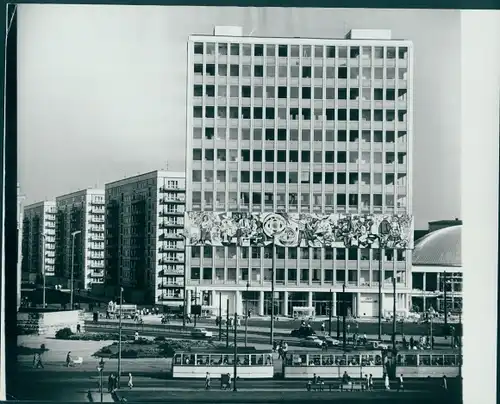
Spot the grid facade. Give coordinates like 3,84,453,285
185,30,414,317
22,201,57,283
104,171,186,306
55,189,105,289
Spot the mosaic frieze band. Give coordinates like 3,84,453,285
184,212,413,249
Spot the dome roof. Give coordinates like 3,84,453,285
412,225,462,267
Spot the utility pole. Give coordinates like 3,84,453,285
117,286,123,387
443,271,448,333
226,299,230,348
245,282,249,347
378,247,383,340
342,283,346,352
328,289,333,336
336,292,341,339
233,311,238,391
392,276,397,351
219,292,222,341
270,236,276,347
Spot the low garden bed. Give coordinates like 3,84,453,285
93,336,227,359
17,344,49,356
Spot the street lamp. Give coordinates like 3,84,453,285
328,289,333,336
233,310,238,392
70,230,82,310
97,357,105,403
41,233,46,308
245,281,249,347
117,286,124,387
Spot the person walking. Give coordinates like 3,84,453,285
33,352,44,369
66,351,72,367
320,322,325,332
127,373,133,389
108,374,114,393
397,374,404,392
368,374,374,391
364,374,369,391
205,372,211,390
441,375,448,392
384,373,390,390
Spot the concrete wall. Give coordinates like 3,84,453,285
17,310,85,337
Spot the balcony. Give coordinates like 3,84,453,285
88,245,104,251
159,257,185,265
157,283,184,289
158,294,183,301
89,227,105,233
159,222,183,229
89,217,105,224
162,233,183,240
159,197,185,204
89,207,105,214
159,187,185,193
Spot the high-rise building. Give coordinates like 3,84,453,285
55,189,105,289
105,171,186,306
185,27,413,317
17,184,25,310
21,200,57,284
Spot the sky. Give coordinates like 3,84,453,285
17,5,462,229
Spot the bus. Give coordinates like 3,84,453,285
172,350,275,379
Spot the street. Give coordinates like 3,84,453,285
11,367,462,403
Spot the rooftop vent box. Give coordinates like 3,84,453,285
346,29,392,40
213,26,243,37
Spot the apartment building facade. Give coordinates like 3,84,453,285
104,171,186,306
21,201,57,284
184,27,414,317
55,189,105,289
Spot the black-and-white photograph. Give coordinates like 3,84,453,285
9,5,499,403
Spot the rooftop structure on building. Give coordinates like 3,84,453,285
185,26,414,318
55,188,105,289
104,170,186,306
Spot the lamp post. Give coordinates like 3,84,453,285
117,286,123,387
218,291,222,341
377,246,383,341
245,281,249,347
342,283,346,352
392,276,397,351
270,235,276,347
41,233,46,308
233,310,238,392
97,357,105,403
70,230,81,310
328,289,333,336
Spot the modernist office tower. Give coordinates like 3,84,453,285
185,27,413,317
21,201,57,284
55,189,105,290
104,171,186,306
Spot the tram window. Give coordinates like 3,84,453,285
396,355,405,366
336,355,347,366
322,355,334,366
297,354,307,366
431,355,444,366
363,354,375,366
197,355,210,365
265,354,273,366
310,354,321,366
405,354,418,366
174,354,182,365
221,355,230,365
419,355,431,366
211,354,222,365
375,355,382,366
237,354,249,365
226,355,235,365
349,355,361,366
443,355,456,366
185,354,195,365
458,355,462,365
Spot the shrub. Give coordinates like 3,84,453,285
55,327,74,339
154,336,166,343
17,345,49,356
120,349,139,358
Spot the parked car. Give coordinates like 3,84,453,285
367,340,389,350
291,326,316,338
318,335,340,346
300,336,324,348
191,328,213,339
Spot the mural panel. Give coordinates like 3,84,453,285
184,212,414,249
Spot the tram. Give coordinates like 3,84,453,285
172,350,275,379
283,350,462,379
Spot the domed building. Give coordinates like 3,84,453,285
411,223,462,313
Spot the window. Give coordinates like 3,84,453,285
278,45,288,57
254,44,264,56
230,65,239,77
302,66,312,78
194,43,204,54
230,43,239,55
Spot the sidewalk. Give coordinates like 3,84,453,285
88,390,115,402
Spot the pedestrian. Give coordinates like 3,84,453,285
431,336,435,349
205,372,211,390
33,352,44,369
364,374,369,391
441,375,448,391
409,336,414,349
368,374,374,391
135,331,139,341
76,324,81,333
66,351,72,367
108,374,114,393
321,322,325,332
397,374,404,392
127,373,133,389
384,373,390,390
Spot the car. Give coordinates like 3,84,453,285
300,336,324,348
318,335,340,346
291,326,316,338
191,327,213,339
367,340,389,350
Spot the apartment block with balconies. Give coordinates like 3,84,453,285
104,170,186,306
55,188,105,289
21,200,57,284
